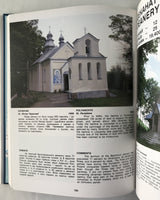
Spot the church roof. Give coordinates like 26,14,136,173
33,46,59,64
44,30,55,53
73,33,99,44
59,32,65,46
69,54,106,60
33,31,103,65
146,103,160,120
145,112,153,120
33,42,73,65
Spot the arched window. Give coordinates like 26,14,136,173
87,62,92,80
97,63,101,79
85,39,91,56
79,63,82,80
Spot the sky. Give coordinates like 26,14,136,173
34,6,134,72
145,43,160,86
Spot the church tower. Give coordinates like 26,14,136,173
68,33,109,99
44,30,55,53
59,32,65,47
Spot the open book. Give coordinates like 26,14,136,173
3,0,160,199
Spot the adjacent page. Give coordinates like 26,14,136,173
136,0,160,199
5,5,136,198
3,14,9,184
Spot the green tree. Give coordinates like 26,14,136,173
108,64,132,93
108,65,125,90
109,14,132,67
138,39,159,109
10,20,45,96
143,78,160,114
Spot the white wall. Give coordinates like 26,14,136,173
69,58,107,93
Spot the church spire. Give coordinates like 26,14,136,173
44,28,55,53
59,31,65,47
84,27,87,35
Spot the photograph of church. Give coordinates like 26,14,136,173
29,31,108,99
10,7,133,108
137,38,160,152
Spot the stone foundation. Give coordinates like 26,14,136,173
69,90,109,99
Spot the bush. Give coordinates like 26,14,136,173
11,96,34,107
137,118,149,132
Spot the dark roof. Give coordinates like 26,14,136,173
33,42,73,65
68,55,106,61
61,62,68,69
145,103,160,120
73,33,99,44
33,46,59,64
145,112,153,120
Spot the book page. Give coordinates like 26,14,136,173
136,0,160,200
6,5,136,198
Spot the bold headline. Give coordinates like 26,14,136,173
137,0,160,28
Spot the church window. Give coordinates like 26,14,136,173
79,63,82,80
87,62,92,80
97,63,101,79
69,68,72,79
85,39,91,56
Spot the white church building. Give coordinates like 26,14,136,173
145,100,160,134
29,30,109,99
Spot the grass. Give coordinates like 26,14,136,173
11,90,132,108
71,93,132,107
137,118,149,132
11,91,46,108
137,136,160,152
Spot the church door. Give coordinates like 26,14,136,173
64,74,69,91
